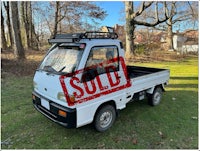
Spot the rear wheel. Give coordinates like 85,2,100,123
148,87,163,106
94,105,116,132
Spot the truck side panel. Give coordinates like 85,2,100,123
76,89,127,127
126,69,170,103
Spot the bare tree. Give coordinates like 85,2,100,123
10,1,25,59
52,1,60,37
21,1,30,48
1,6,7,50
125,1,135,57
21,1,39,50
152,1,198,50
50,1,107,37
166,1,198,50
165,2,176,50
125,2,173,58
3,2,14,49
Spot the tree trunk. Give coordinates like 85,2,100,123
21,1,27,48
52,2,60,38
58,7,62,33
21,1,38,50
3,2,14,49
125,1,135,58
124,2,172,57
167,17,174,50
11,2,25,59
29,2,39,50
29,2,33,45
30,22,39,50
1,7,8,50
25,2,31,49
21,1,31,49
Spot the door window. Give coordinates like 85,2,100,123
83,46,119,82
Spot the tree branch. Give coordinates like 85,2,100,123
164,2,169,18
187,1,195,17
134,1,173,27
134,18,169,27
131,1,153,18
155,2,159,22
172,17,193,24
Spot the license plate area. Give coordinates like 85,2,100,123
41,98,50,110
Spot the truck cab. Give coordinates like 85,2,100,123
32,32,170,132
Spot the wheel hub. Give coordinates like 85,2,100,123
154,92,161,104
100,111,112,128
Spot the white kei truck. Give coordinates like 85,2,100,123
32,32,170,132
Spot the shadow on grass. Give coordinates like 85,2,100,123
170,77,198,80
167,84,198,88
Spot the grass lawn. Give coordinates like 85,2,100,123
1,56,198,149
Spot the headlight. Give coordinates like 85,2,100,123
57,92,75,103
57,92,66,102
33,81,38,90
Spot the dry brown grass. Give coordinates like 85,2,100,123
1,50,45,77
126,50,189,63
1,49,191,78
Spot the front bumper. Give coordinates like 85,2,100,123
32,91,76,128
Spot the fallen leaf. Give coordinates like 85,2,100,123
158,131,163,136
158,131,166,139
172,97,176,101
191,117,198,120
132,139,138,145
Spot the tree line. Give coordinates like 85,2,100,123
124,1,198,57
1,1,198,60
1,1,107,59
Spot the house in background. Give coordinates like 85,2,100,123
101,24,125,45
113,24,125,44
101,25,198,53
134,31,147,44
101,26,114,33
173,30,198,54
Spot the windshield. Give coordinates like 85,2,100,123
39,44,84,74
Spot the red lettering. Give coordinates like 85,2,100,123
94,70,108,91
83,80,96,94
106,66,120,87
70,77,84,98
81,70,97,94
59,56,131,106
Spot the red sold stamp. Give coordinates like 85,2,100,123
59,56,131,106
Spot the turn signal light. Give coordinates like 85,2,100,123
69,95,75,103
32,94,36,100
58,110,67,117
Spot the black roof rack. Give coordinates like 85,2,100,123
48,32,118,44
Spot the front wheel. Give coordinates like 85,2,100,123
94,105,116,132
148,87,163,106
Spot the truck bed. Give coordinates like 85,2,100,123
127,66,167,79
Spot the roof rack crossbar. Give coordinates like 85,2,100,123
48,33,83,44
83,32,118,39
48,32,118,44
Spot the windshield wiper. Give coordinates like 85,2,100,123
43,65,57,73
59,66,66,72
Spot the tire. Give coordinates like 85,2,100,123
148,87,163,106
94,105,116,132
